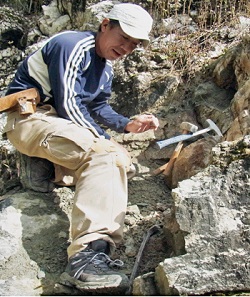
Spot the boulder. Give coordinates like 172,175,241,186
155,136,250,295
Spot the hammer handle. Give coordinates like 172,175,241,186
151,162,169,175
127,225,160,295
152,129,188,176
156,133,192,149
163,141,183,176
162,128,190,176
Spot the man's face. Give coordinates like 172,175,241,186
96,19,141,60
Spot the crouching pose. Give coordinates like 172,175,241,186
3,3,159,294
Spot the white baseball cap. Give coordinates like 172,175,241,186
106,3,153,48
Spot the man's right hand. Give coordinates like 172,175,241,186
125,114,159,133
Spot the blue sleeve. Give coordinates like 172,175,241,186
88,71,130,133
89,91,130,134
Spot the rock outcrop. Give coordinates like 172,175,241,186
155,136,250,295
0,1,249,296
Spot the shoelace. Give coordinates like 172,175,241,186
101,252,124,268
73,250,124,279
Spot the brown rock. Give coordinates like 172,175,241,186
169,137,219,188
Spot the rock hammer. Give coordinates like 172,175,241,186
152,121,198,175
155,119,223,150
126,225,161,295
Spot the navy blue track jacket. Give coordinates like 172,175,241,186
6,30,130,139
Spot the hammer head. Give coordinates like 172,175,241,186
180,121,198,133
206,119,223,136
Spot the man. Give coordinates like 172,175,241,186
3,2,159,294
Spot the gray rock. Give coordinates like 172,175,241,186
0,191,70,296
155,137,250,295
133,272,158,296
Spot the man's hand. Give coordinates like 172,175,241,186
125,114,159,133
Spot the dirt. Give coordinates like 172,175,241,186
0,158,174,296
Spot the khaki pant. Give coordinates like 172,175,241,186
5,105,131,258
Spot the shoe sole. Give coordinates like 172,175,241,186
60,271,129,294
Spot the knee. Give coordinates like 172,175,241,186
114,150,130,169
90,138,131,169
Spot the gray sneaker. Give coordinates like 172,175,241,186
60,241,129,294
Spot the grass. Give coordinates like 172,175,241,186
149,0,250,27
146,0,250,83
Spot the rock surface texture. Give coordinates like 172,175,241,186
155,136,250,296
0,0,249,296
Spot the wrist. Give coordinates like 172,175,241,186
124,121,133,133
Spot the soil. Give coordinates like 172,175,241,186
0,159,174,296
